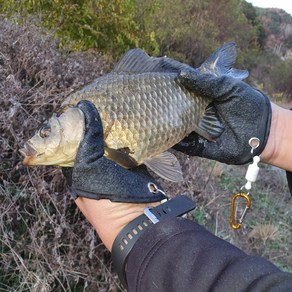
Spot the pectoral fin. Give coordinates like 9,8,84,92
197,105,224,140
144,152,183,182
104,146,138,168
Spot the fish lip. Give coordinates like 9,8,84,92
19,142,38,165
19,142,37,157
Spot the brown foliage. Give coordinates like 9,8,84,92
0,20,125,291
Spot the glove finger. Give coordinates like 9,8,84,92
76,100,104,164
178,71,242,101
172,132,206,157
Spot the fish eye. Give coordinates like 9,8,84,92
39,124,51,138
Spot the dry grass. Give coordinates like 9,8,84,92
248,224,280,247
0,19,123,291
0,19,291,291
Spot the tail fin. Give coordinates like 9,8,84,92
198,42,248,80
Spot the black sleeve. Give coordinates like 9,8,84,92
126,218,292,292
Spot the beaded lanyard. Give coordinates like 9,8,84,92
230,138,261,229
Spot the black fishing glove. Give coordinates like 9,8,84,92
173,73,272,164
63,100,166,203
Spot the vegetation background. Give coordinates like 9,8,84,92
0,0,291,291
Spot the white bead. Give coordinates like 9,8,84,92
245,155,260,183
244,181,252,190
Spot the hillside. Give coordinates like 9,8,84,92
241,5,292,101
0,1,291,290
257,8,292,60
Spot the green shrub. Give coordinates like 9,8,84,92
0,0,159,57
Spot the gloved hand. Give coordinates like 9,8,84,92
63,100,166,203
62,100,196,279
173,73,272,164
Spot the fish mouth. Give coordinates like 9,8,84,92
19,143,38,165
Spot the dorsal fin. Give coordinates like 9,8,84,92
112,48,193,74
198,42,248,80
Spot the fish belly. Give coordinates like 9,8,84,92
63,72,210,165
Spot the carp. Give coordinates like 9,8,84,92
20,42,248,182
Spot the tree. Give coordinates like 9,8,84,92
136,0,260,67
242,0,265,48
0,0,158,57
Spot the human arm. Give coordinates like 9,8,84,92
75,198,159,251
126,217,292,292
75,198,292,292
68,101,292,291
260,102,292,171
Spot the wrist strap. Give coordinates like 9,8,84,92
111,195,196,287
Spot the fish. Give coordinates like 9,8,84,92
20,42,248,182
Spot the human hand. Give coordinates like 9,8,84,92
173,73,272,165
62,100,166,250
